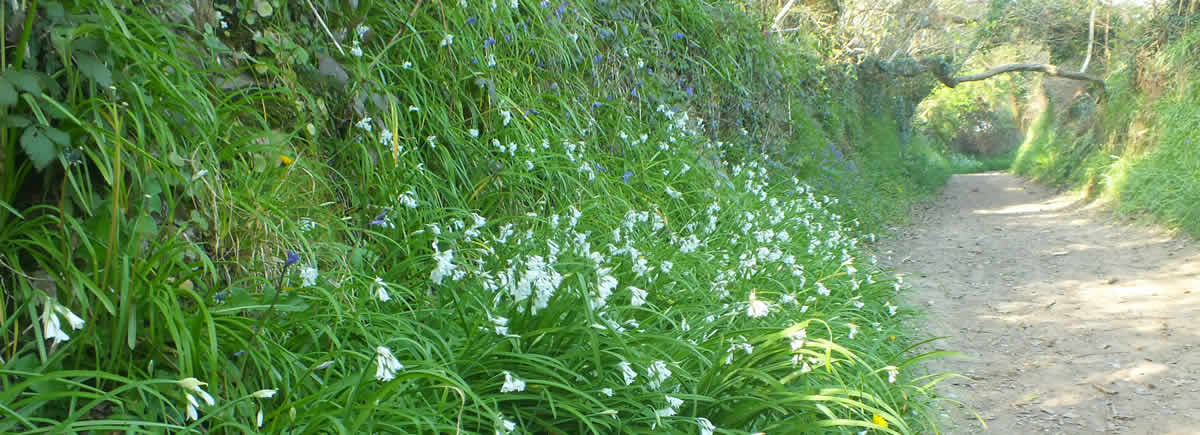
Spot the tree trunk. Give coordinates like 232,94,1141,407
1080,0,1097,73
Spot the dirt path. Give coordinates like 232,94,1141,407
879,172,1200,434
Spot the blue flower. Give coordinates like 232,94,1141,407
369,210,391,227
594,163,606,172
622,170,634,184
686,87,693,97
285,250,300,268
466,16,476,25
631,87,638,97
593,54,603,63
484,37,496,49
673,32,684,39
504,34,512,42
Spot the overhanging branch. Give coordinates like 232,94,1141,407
941,63,1104,88
858,57,1105,89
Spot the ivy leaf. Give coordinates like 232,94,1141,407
75,53,113,87
20,127,58,170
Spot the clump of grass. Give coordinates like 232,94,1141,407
0,1,959,433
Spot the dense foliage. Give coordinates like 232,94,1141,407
1,1,959,433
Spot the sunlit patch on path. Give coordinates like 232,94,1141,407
882,172,1200,434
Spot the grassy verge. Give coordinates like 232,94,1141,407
0,1,955,433
1011,19,1200,235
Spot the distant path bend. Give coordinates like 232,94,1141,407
881,172,1200,434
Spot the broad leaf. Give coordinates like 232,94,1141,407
75,53,113,87
0,77,16,106
4,70,42,95
20,127,57,170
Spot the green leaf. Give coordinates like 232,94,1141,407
44,126,70,145
2,115,31,128
0,77,17,106
75,53,113,87
4,70,42,95
255,0,273,17
20,127,58,170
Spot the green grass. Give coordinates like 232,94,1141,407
0,1,958,433
1011,20,1200,235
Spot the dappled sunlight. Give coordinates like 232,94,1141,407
885,172,1200,434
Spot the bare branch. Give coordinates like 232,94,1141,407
944,63,1104,88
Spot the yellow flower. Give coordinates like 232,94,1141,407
278,155,294,167
888,335,896,341
873,413,888,428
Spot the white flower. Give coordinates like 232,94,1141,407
375,346,404,382
178,377,215,421
468,128,480,138
679,235,701,253
595,268,618,307
665,186,682,199
500,110,512,126
568,32,579,42
655,406,676,417
501,371,526,392
426,135,438,148
525,160,534,171
41,301,73,346
355,24,370,38
646,360,672,390
847,323,858,340
789,328,807,351
497,417,517,435
885,365,899,383
780,293,797,305
299,266,318,287
408,105,420,113
698,417,716,435
618,361,637,385
629,286,647,307
256,407,264,428
355,117,373,132
402,61,413,69
746,297,769,319
185,393,200,421
350,42,363,57
660,260,673,274
509,0,518,8
378,128,393,146
430,247,457,285
600,388,614,397
251,389,277,399
439,33,455,47
399,190,418,208
486,54,497,67
489,314,512,336
815,282,830,296
665,395,683,408
373,277,391,302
